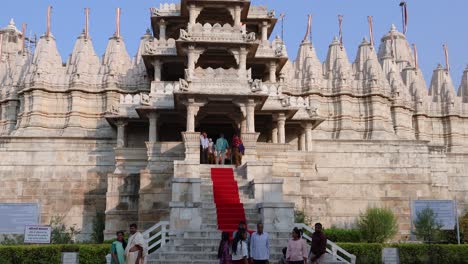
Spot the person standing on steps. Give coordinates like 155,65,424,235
218,231,232,264
232,230,249,264
215,133,229,165
200,132,209,164
309,223,327,264
286,227,308,264
250,223,270,264
232,133,243,167
208,138,215,164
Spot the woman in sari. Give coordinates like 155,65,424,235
111,231,127,264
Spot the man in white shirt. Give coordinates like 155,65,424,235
250,223,270,264
199,132,209,164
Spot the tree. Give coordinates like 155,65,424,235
357,207,398,243
413,207,443,243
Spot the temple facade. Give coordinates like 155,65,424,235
1,0,468,240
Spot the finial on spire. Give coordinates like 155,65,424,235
367,16,374,47
338,14,344,47
390,24,397,32
116,8,122,38
46,6,52,38
279,13,286,41
302,14,312,43
9,18,15,26
84,8,90,40
443,44,450,72
412,43,419,69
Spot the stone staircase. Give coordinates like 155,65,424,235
147,165,353,264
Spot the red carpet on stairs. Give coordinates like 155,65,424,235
211,168,247,234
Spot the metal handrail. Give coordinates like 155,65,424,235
295,223,357,264
142,221,170,253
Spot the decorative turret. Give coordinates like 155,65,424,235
100,35,131,87
324,37,352,91
24,33,64,86
429,64,456,104
0,19,23,56
66,31,101,86
353,37,390,93
378,24,414,72
458,66,468,103
125,31,152,89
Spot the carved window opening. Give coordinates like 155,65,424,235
196,49,237,69
161,62,185,81
196,7,234,26
249,64,267,81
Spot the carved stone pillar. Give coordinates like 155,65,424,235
261,21,269,44
271,125,278,144
269,61,277,83
234,6,241,26
153,60,162,82
240,118,247,135
186,101,199,133
277,113,286,144
148,112,158,143
239,47,247,73
187,46,196,77
116,120,127,148
188,5,199,25
246,99,256,133
299,131,306,151
305,122,313,152
159,19,167,41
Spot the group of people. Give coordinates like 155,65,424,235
110,223,148,264
218,222,327,264
200,132,244,167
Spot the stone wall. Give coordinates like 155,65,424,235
0,137,115,240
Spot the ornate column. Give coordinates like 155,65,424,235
277,113,286,144
148,112,158,142
271,125,278,144
153,60,162,82
305,122,313,152
299,131,306,151
159,19,167,41
239,47,247,73
186,100,199,132
188,5,201,25
269,61,277,83
234,6,241,26
187,45,196,77
261,21,269,44
116,120,127,148
246,99,256,133
240,118,247,135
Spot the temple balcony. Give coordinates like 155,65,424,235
143,38,177,56
179,23,257,44
150,3,181,17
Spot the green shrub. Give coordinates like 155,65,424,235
413,207,443,243
0,244,110,264
357,207,398,243
50,215,81,244
91,212,105,244
396,244,468,264
336,243,383,264
324,228,361,243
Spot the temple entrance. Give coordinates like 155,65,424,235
195,101,243,164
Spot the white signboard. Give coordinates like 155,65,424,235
382,248,400,264
62,252,79,264
0,203,39,234
24,225,51,244
412,200,456,230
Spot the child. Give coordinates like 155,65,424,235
218,231,232,264
279,247,287,264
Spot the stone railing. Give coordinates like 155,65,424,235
151,81,180,94
120,93,149,105
248,6,275,19
191,67,251,81
295,223,357,264
150,4,181,17
255,39,288,58
143,38,177,56
181,23,256,43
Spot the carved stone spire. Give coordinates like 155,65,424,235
429,64,456,106
458,66,468,102
100,34,131,86
378,24,414,72
66,30,100,84
324,36,352,90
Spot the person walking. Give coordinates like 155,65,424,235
215,133,229,165
231,230,249,264
232,134,243,167
250,223,269,264
218,231,232,264
309,223,327,264
286,227,308,264
111,231,127,264
208,138,215,164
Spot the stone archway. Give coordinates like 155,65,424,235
195,101,242,143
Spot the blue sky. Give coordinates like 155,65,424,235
0,0,466,87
